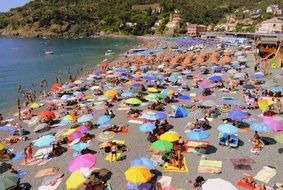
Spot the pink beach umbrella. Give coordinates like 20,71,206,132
262,117,283,132
199,81,211,87
76,125,89,134
68,153,97,172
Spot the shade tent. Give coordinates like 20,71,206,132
171,105,188,118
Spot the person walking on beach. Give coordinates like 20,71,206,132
110,142,118,162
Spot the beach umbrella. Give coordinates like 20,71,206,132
209,75,222,82
201,100,217,107
0,172,19,190
132,83,143,88
160,131,180,142
61,115,76,124
161,89,174,97
199,81,211,88
125,166,152,184
50,83,61,92
143,75,155,81
60,94,72,100
0,143,5,151
97,131,115,142
65,169,86,190
97,115,111,125
151,140,173,151
252,72,264,79
258,99,274,112
77,114,93,123
156,112,167,120
39,110,55,119
145,94,159,102
177,95,190,101
131,157,154,169
34,134,55,147
90,85,100,90
243,84,255,89
233,73,245,79
30,102,41,109
141,111,159,120
168,74,178,83
73,80,83,85
270,87,283,93
104,89,118,97
72,142,90,152
218,124,239,134
262,117,283,132
186,130,210,140
147,87,159,93
228,109,248,122
202,178,239,190
126,182,151,190
75,126,89,134
125,98,142,105
251,123,272,133
121,91,135,98
97,95,109,101
227,69,237,74
68,153,97,172
274,134,283,144
139,123,156,133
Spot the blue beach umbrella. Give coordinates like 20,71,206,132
168,74,178,82
130,157,154,169
141,111,159,120
186,130,210,140
0,125,15,135
139,123,156,133
156,112,167,120
132,83,143,88
34,134,55,147
177,95,190,101
61,94,72,100
243,84,255,89
270,87,283,93
209,75,222,82
218,124,239,134
97,115,111,125
252,72,264,79
121,91,135,98
172,105,188,118
228,109,248,122
77,114,93,123
72,142,90,152
251,123,272,133
143,75,155,81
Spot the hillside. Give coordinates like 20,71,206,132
0,0,282,37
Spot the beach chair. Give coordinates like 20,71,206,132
229,134,239,148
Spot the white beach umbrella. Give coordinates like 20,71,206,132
73,80,83,85
202,178,239,190
90,86,100,90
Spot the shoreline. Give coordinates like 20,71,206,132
1,36,142,118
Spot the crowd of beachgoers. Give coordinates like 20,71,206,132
0,36,283,190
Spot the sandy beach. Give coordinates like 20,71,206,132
0,36,283,190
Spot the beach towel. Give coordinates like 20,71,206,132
35,167,59,178
158,176,172,187
163,158,188,173
128,120,143,124
38,179,62,190
105,151,122,162
38,159,52,166
118,108,130,111
198,160,222,174
236,180,254,190
254,166,277,183
12,151,24,160
185,141,209,154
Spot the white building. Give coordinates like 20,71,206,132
266,4,282,15
256,17,283,33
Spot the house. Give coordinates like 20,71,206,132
250,8,262,16
256,17,283,33
165,13,181,35
187,24,207,36
266,4,282,15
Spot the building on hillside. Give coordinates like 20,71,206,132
165,13,181,35
186,24,207,36
250,8,262,16
256,17,283,33
266,4,282,15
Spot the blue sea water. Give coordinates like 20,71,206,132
0,37,137,115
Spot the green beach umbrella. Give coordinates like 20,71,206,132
0,172,19,190
125,98,142,105
274,134,283,144
151,140,173,151
145,94,159,102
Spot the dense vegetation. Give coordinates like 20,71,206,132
0,0,282,37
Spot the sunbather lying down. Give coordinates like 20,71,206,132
103,125,128,133
242,173,267,190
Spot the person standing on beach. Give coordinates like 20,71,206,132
110,142,118,162
24,143,33,164
16,98,21,121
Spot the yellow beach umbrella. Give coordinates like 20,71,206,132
125,166,152,184
30,102,41,109
104,89,118,97
258,99,274,112
0,143,5,151
65,169,86,190
160,131,180,142
147,87,159,93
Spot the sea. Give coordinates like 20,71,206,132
0,37,137,115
